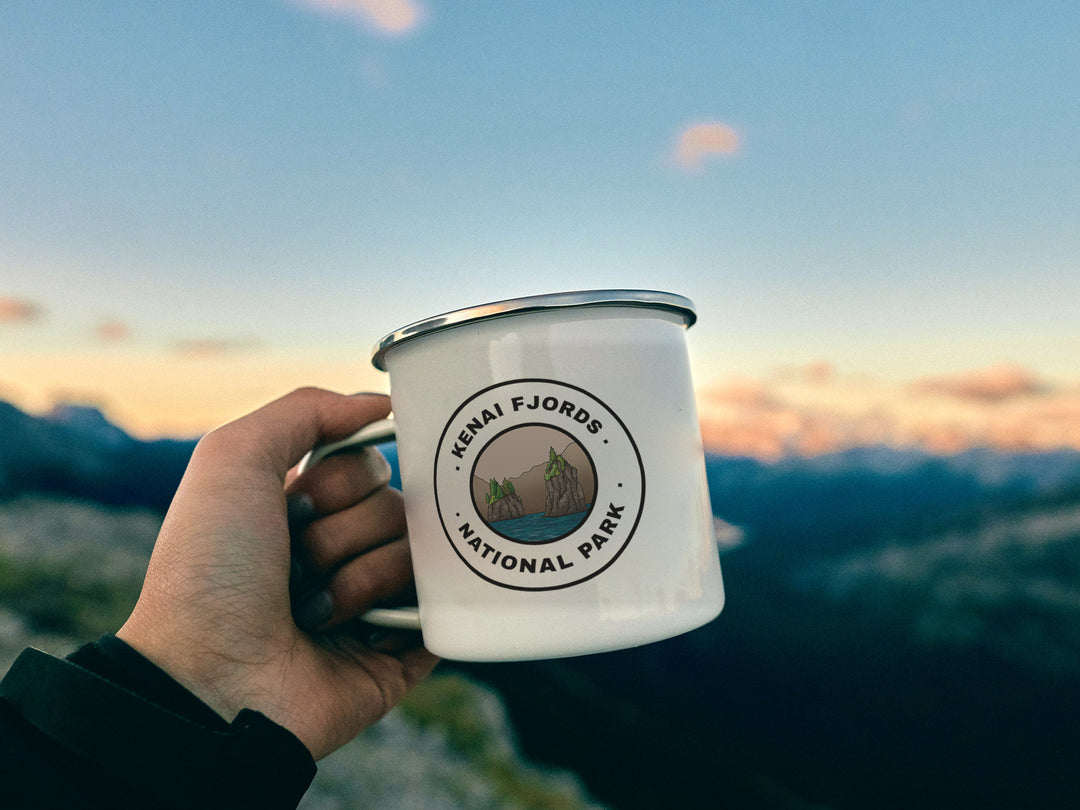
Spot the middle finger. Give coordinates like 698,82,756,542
301,486,407,574
287,446,393,516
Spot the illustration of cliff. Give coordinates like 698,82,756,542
485,477,527,522
542,446,588,518
472,432,595,523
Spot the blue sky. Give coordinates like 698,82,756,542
2,1,1078,445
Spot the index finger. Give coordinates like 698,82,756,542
210,388,392,480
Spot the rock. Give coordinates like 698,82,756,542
544,462,587,518
488,492,527,522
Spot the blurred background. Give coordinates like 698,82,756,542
2,2,1078,808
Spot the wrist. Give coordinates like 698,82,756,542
114,620,314,753
114,621,264,724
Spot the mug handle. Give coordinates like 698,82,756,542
296,416,423,632
297,416,398,475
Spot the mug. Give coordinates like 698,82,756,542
299,290,724,661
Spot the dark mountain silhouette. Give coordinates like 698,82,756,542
0,401,197,513
3,401,1079,807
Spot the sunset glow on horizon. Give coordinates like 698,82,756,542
2,334,1078,463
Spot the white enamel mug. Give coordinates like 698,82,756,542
300,290,724,661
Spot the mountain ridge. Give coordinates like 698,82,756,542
4,399,1079,513
0,401,197,512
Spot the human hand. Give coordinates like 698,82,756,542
117,388,438,759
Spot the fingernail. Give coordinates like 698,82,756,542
288,555,308,596
294,590,334,631
287,493,316,530
362,447,393,483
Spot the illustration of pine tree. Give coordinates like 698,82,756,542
544,447,566,481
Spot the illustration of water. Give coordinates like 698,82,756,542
489,507,592,543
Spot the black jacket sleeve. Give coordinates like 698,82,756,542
0,636,316,810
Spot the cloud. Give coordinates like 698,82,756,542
0,296,44,324
673,121,740,171
901,390,1080,454
702,375,776,409
913,364,1045,402
171,338,262,358
699,376,829,459
772,361,836,386
292,0,425,35
697,364,1080,459
95,320,132,343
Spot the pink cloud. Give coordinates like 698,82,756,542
292,0,425,35
913,364,1045,402
898,391,1080,454
702,376,776,409
699,377,833,459
0,296,43,324
673,121,740,171
95,320,131,343
171,338,262,358
697,365,1080,459
772,361,837,386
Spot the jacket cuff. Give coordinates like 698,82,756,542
0,645,316,809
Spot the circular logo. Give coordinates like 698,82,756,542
434,379,645,591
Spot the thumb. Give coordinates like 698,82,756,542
208,388,392,479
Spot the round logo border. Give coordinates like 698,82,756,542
433,378,646,592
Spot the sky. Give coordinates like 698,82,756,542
1,1,1078,455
